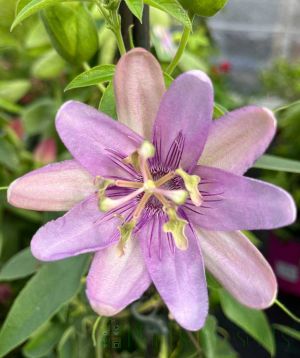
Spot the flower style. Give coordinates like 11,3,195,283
7,48,296,331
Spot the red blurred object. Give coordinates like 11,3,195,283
9,118,24,139
34,138,57,164
0,284,12,304
268,233,300,296
219,61,232,73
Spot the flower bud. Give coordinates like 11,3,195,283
41,3,98,65
178,0,228,17
33,138,57,164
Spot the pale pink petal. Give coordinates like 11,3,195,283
114,48,165,139
153,71,213,170
199,106,276,174
197,229,277,308
140,218,208,331
7,160,95,211
86,238,151,316
31,194,120,261
56,101,143,179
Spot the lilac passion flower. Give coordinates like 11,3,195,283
8,48,296,331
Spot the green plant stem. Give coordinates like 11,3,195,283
112,8,126,55
116,296,162,319
0,187,8,191
274,99,300,113
166,26,190,75
275,299,300,323
97,1,126,56
92,316,102,347
128,24,135,49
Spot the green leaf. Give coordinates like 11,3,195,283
254,154,300,173
23,322,64,358
198,315,218,358
32,50,65,80
65,65,115,92
0,255,88,357
144,0,192,30
12,0,67,30
0,248,39,281
0,80,31,103
199,315,238,358
41,2,98,65
273,324,300,341
99,82,117,120
219,289,275,356
125,0,144,22
0,98,22,114
178,0,228,17
0,139,19,170
22,98,57,135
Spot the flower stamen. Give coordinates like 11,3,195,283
117,219,137,256
99,187,144,212
156,188,188,205
115,180,143,189
154,171,175,187
176,168,202,206
163,208,188,250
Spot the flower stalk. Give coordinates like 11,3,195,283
166,26,191,75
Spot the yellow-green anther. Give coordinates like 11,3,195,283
163,208,188,250
124,150,140,171
98,179,115,197
139,141,155,159
99,197,116,212
164,189,188,205
98,179,116,211
117,220,136,255
175,168,202,206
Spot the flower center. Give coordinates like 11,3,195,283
97,141,202,253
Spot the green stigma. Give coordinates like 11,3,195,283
117,220,136,255
163,208,188,250
176,168,202,206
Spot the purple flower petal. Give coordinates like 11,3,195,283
140,218,208,331
152,71,213,171
31,194,121,261
186,166,296,231
86,238,151,316
199,106,276,174
197,229,277,308
114,48,165,139
8,160,95,211
56,101,143,178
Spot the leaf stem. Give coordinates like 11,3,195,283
0,187,8,191
166,26,190,75
275,299,300,323
97,1,126,56
92,316,102,347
